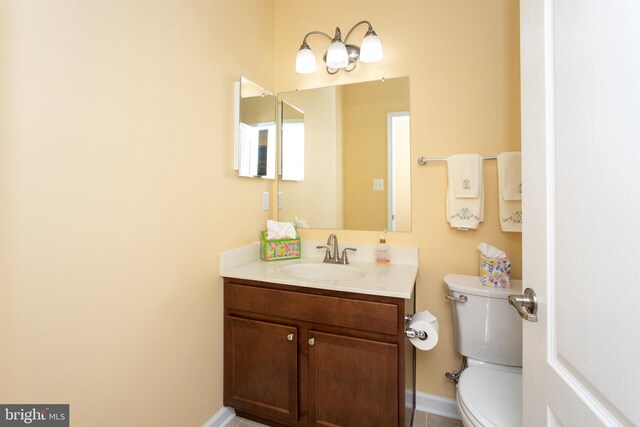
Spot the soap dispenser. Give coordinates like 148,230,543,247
376,235,390,263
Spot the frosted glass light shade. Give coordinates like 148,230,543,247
296,47,317,74
360,33,383,63
326,40,349,69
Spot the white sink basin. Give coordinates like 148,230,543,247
279,262,366,281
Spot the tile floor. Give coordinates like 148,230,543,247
227,410,463,427
412,411,463,427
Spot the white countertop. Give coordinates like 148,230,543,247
220,241,418,299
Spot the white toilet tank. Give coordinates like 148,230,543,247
444,274,523,367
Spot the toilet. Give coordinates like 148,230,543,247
444,274,523,427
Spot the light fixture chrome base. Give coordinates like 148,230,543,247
296,20,382,75
323,44,360,74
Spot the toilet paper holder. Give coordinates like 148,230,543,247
404,314,428,341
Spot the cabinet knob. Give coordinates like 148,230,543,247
308,338,316,346
287,334,294,341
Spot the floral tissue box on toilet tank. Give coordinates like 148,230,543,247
480,255,511,288
260,230,301,262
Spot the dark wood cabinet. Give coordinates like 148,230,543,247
224,316,298,424
223,278,415,427
309,331,398,427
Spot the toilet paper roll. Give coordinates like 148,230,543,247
408,310,439,351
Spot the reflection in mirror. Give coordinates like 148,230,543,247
278,77,411,232
238,77,276,179
281,101,305,181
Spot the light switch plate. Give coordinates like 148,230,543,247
262,192,269,211
373,179,384,191
278,192,283,209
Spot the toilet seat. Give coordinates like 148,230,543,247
456,366,522,427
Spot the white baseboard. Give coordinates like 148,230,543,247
415,391,461,420
203,406,235,427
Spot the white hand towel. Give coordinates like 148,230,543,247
266,220,297,240
446,156,484,230
497,152,522,232
497,177,522,232
497,152,522,201
449,154,482,198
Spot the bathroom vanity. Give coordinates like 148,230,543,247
221,242,418,427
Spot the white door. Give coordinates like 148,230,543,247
387,112,411,232
521,1,640,426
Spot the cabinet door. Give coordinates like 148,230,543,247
309,331,398,427
224,316,298,424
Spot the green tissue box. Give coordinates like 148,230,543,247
260,230,301,261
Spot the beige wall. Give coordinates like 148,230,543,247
0,1,275,426
342,78,410,231
274,0,521,399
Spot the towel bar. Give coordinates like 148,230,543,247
418,156,497,165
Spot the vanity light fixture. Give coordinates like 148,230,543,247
295,20,383,75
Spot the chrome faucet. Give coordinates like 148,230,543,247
316,234,357,265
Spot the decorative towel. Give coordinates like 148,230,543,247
449,154,483,198
497,152,522,232
498,152,522,200
446,155,484,230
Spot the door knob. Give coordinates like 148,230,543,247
287,333,294,341
508,288,538,322
308,338,316,346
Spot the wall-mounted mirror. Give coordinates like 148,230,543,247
236,77,276,179
277,77,411,232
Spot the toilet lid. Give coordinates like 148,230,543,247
457,366,522,427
